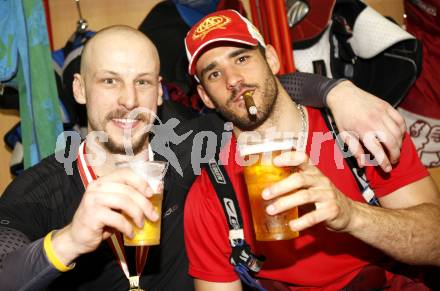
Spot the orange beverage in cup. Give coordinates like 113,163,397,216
118,160,167,246
240,139,299,241
124,193,163,246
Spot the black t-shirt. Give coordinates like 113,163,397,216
0,152,194,291
0,100,201,291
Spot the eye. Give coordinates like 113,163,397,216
136,79,148,86
207,71,221,81
102,78,116,85
237,55,250,64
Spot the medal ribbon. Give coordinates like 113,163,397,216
77,142,149,288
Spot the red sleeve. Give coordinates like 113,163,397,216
366,133,429,197
184,169,239,282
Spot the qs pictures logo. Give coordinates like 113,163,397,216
192,15,231,40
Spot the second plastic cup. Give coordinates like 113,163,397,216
239,138,299,241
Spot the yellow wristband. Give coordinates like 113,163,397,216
43,231,75,272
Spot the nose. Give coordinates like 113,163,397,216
118,84,138,110
225,67,244,91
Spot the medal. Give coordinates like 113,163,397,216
128,275,144,291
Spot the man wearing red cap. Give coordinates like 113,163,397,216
184,10,440,290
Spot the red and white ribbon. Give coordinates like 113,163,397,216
76,142,149,285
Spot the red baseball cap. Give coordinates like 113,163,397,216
185,9,265,76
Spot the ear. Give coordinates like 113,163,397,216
197,84,215,109
264,45,281,75
157,76,163,106
72,73,86,104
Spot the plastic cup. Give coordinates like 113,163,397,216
117,160,167,246
239,138,299,241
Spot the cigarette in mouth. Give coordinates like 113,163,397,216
243,91,257,116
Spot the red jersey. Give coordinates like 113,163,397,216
400,0,440,119
184,107,428,289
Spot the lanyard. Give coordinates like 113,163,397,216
76,141,149,289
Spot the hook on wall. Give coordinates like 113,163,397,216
285,0,309,28
75,0,88,33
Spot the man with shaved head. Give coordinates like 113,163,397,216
0,25,185,291
0,23,410,290
75,26,162,156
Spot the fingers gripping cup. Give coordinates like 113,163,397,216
118,160,168,246
239,139,299,241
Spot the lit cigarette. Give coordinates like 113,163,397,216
243,91,257,115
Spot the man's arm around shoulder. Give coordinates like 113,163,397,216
348,176,440,266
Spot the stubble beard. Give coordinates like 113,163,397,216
106,132,148,155
213,68,279,131
91,108,150,155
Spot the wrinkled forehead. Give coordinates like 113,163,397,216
195,43,257,71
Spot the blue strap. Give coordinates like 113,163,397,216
234,264,266,291
205,157,266,290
